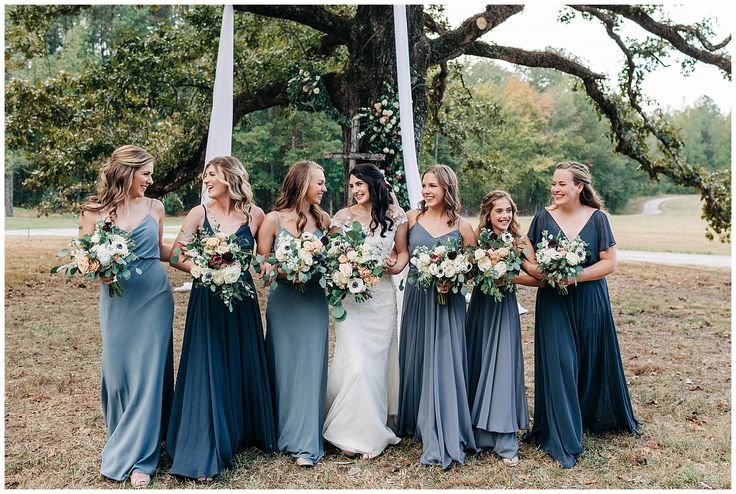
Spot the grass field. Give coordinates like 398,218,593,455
4,236,730,489
5,195,730,255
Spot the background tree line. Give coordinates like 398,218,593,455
5,5,730,220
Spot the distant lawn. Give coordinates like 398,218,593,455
512,195,729,256
4,207,184,230
5,196,731,255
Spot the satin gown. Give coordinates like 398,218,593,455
99,211,174,481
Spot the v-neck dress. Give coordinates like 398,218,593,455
522,208,639,468
397,221,476,469
167,206,276,478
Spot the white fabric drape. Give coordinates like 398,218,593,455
176,6,233,293
201,5,234,204
392,4,422,210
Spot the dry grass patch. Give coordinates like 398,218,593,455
5,236,731,489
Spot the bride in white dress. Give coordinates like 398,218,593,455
323,163,409,459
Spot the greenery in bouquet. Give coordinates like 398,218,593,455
171,227,254,311
468,228,523,302
51,220,141,297
535,229,589,295
324,221,384,322
405,237,472,305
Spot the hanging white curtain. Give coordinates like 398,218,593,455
392,4,422,210
201,5,234,204
176,5,233,293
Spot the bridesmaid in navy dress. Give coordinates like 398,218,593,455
397,164,478,469
256,160,331,468
166,156,276,481
465,190,541,467
79,145,174,489
523,161,639,468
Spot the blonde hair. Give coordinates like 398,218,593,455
81,144,154,220
478,190,522,248
418,164,462,227
204,156,254,224
552,161,604,209
273,160,329,235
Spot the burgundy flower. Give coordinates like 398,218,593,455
549,239,558,249
208,254,223,268
447,251,458,260
320,235,329,246
222,252,234,263
102,222,112,232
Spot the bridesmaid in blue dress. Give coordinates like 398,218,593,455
256,160,331,468
465,190,541,467
523,161,639,468
79,145,174,489
397,164,478,469
166,156,276,481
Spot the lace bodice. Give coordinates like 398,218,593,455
330,205,408,259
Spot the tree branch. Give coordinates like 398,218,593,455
673,24,731,51
465,40,725,236
596,5,731,75
233,5,352,42
429,5,523,65
148,80,289,197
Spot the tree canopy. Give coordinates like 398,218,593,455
5,5,731,240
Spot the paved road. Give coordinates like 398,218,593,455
6,226,730,268
640,195,686,215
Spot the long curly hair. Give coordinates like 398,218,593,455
273,160,329,235
81,144,154,221
204,156,254,224
417,164,462,227
478,189,523,249
552,161,604,209
349,162,395,237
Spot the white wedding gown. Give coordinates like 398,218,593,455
323,206,407,456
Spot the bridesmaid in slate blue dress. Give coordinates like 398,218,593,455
398,164,478,469
523,161,639,468
256,160,330,468
79,145,174,488
465,190,541,467
166,156,276,481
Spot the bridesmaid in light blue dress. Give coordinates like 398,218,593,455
257,160,331,468
79,145,174,488
397,164,478,469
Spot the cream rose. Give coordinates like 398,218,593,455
76,255,90,274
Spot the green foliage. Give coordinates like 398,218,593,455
162,193,185,215
356,86,409,209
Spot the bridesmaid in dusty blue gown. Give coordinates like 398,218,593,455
166,156,276,481
79,145,174,488
257,160,330,468
523,161,639,468
398,164,477,469
465,190,540,467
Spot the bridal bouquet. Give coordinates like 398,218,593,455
172,227,254,311
324,221,384,321
51,220,141,297
253,231,328,293
535,230,589,295
469,228,523,302
405,237,472,305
